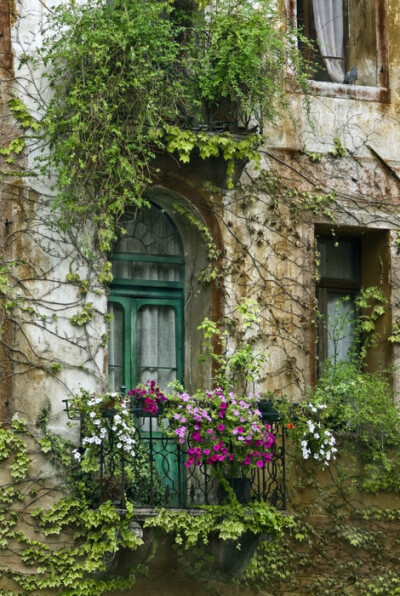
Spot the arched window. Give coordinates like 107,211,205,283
108,204,185,391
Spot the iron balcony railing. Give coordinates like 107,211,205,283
64,396,286,510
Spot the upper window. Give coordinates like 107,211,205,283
292,0,389,99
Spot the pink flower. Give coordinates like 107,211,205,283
217,424,225,432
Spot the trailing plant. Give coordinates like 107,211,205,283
197,298,269,392
0,417,144,595
243,356,400,594
145,498,292,548
34,0,310,250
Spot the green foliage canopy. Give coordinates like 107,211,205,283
36,0,309,250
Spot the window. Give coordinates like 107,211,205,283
108,203,185,390
316,230,392,373
292,0,389,98
317,236,360,367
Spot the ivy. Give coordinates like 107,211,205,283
329,136,346,158
70,303,94,327
145,500,291,548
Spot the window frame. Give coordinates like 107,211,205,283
108,294,184,390
288,0,390,103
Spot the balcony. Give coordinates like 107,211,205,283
101,412,284,511
64,397,286,511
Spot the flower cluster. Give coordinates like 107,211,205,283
70,391,136,472
164,387,275,472
128,380,167,415
298,403,337,467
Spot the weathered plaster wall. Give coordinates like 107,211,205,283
3,0,108,436
0,0,399,593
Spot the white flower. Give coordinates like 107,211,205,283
314,433,320,439
72,449,81,460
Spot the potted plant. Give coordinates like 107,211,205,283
162,386,275,503
127,380,168,416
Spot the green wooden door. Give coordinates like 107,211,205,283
107,203,186,506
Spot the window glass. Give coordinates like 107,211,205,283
318,237,359,281
297,0,378,86
112,260,183,282
108,302,124,389
108,204,184,390
326,292,356,363
317,236,360,369
137,304,177,387
113,204,184,258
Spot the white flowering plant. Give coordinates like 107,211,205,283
298,403,337,467
283,400,337,468
68,389,136,474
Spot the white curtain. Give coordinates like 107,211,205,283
312,0,345,83
137,305,177,389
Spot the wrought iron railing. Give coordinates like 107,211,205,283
64,396,286,510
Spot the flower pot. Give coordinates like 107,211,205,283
218,477,252,505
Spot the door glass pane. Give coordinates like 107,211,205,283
326,292,356,363
112,260,183,282
136,305,177,389
108,302,124,389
